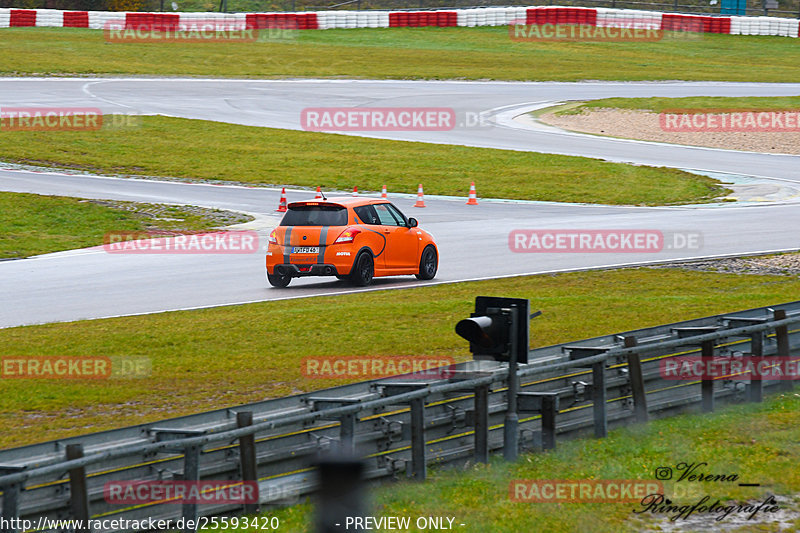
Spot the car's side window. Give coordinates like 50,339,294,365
385,204,409,227
353,205,380,225
374,204,402,226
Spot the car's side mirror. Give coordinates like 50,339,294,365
408,218,418,228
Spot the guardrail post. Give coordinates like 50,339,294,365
592,362,607,438
182,445,200,533
474,384,489,463
518,392,559,451
624,336,648,424
701,340,715,413
774,310,793,392
503,307,520,462
409,398,427,481
0,466,24,533
382,383,429,481
237,411,260,515
66,444,90,532
339,414,356,455
749,331,764,403
541,394,558,450
0,484,20,533
565,347,608,438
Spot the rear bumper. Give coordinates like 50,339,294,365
272,263,342,278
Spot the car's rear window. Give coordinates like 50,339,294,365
280,205,348,227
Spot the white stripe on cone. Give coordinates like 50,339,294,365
466,181,478,205
414,183,425,207
277,187,288,212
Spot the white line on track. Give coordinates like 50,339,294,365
14,247,795,330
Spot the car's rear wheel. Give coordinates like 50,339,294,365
416,246,438,280
349,252,374,286
267,270,291,288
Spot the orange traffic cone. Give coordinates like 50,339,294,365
352,186,359,197
413,183,426,208
314,186,322,200
276,187,287,212
381,185,388,199
466,181,479,205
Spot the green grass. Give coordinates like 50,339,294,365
0,116,728,205
0,192,244,259
2,267,800,449
257,393,800,533
2,27,800,82
556,95,800,115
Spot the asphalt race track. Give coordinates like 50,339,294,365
1,78,799,328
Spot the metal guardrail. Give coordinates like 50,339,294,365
1,301,799,532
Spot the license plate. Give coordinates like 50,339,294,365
291,246,319,254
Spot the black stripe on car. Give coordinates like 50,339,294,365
318,226,328,264
283,227,292,264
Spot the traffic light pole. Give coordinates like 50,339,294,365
503,307,519,462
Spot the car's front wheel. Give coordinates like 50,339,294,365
416,246,438,280
349,252,374,286
267,270,291,288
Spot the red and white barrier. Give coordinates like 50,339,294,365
0,6,798,38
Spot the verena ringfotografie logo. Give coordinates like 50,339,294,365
509,230,702,253
660,109,800,132
104,481,258,505
301,108,456,132
510,479,663,503
1,356,150,379
301,356,456,379
103,19,296,43
661,356,800,380
103,231,259,254
1,107,102,131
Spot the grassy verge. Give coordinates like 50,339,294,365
261,393,800,533
2,268,800,449
555,95,800,115
0,192,251,259
0,116,727,205
1,27,799,82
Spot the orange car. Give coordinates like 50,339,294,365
266,197,438,287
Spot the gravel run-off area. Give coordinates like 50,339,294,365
539,109,800,155
651,253,800,277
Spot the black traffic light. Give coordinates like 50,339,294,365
455,296,531,364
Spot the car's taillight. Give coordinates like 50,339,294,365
268,229,278,245
334,227,361,244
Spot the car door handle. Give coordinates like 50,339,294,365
383,229,391,234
